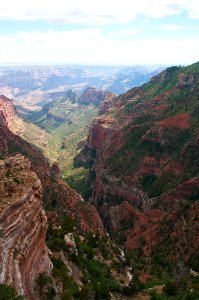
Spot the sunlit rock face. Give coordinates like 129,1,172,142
79,87,107,105
0,155,52,300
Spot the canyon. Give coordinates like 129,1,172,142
0,62,199,299
78,62,199,264
0,95,104,234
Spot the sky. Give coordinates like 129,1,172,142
0,0,199,66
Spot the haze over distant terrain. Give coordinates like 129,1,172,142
0,64,164,188
0,64,164,108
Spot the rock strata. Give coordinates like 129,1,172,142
0,154,52,299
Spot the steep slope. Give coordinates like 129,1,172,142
0,92,138,300
0,95,104,234
27,89,80,130
25,88,115,197
78,62,199,271
0,154,52,300
0,95,49,157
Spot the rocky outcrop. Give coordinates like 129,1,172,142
150,70,167,83
0,95,49,156
0,95,16,127
0,154,52,299
87,118,109,150
99,91,116,114
176,73,196,87
64,89,79,103
79,87,114,106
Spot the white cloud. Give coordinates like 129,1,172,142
185,0,199,18
160,24,199,31
0,0,198,25
0,29,198,65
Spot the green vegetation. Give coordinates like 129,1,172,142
12,62,199,299
140,173,182,198
104,64,199,200
150,276,199,300
0,284,24,300
45,213,130,299
47,105,98,195
51,257,79,299
25,93,98,196
123,275,144,295
46,215,75,251
72,234,123,295
189,252,199,272
108,124,149,175
35,273,55,300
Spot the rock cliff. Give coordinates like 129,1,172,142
0,154,52,299
0,93,104,234
0,95,49,156
79,62,199,263
79,87,115,106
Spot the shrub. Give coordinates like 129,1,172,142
51,257,79,296
123,275,144,295
0,284,24,300
61,215,75,233
35,272,53,297
189,252,199,272
163,280,178,296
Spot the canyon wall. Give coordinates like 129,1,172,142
79,63,199,260
0,94,104,235
0,154,52,299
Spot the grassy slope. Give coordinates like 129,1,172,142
25,93,99,194
47,106,98,193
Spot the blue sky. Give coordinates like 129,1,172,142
0,0,198,65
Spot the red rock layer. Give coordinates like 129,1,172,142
79,87,106,104
0,155,52,300
79,65,199,262
0,95,104,234
156,113,190,129
0,95,16,127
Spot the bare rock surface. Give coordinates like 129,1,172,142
0,154,52,300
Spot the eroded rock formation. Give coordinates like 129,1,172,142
79,87,115,106
0,154,52,299
0,94,104,235
78,63,199,261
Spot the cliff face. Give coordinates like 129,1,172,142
79,87,115,106
0,93,104,235
80,62,199,261
0,154,52,299
0,91,105,299
0,95,16,128
0,95,49,157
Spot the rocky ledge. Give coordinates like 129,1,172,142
0,154,52,299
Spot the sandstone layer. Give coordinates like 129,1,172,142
0,154,52,299
0,93,104,235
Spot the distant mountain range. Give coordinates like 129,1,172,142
0,64,165,110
